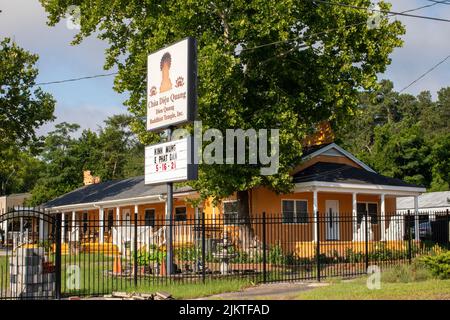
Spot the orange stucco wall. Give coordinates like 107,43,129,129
197,187,397,250
60,188,399,248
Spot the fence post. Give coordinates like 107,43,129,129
407,210,412,264
262,212,267,283
201,211,206,283
316,211,320,282
55,214,62,300
134,211,138,287
365,210,369,271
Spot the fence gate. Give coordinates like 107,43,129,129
0,208,60,300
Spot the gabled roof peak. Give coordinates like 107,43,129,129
301,143,376,173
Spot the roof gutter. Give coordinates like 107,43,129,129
46,191,198,212
294,181,426,196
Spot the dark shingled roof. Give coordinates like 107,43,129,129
44,176,194,208
293,162,423,188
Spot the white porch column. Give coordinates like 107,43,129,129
19,217,24,243
99,207,104,244
61,213,66,243
352,193,357,241
380,194,386,241
133,205,138,250
414,196,420,241
116,206,120,226
71,211,78,242
313,190,318,242
39,217,44,241
4,211,8,245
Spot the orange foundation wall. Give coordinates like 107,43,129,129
251,187,315,248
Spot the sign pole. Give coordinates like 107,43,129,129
145,37,197,276
166,126,174,275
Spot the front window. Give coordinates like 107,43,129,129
145,209,155,227
175,207,187,222
357,203,378,224
223,201,238,225
282,200,308,224
107,210,114,230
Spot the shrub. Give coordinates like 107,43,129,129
418,251,450,279
137,248,166,265
345,248,364,263
268,244,285,264
175,247,200,262
382,263,433,283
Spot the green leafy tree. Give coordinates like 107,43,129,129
95,114,143,180
0,38,55,195
337,80,450,191
28,115,144,205
368,123,432,187
28,123,82,206
40,0,404,217
429,133,450,191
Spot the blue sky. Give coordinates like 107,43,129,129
1,0,449,136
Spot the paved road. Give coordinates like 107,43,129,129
196,281,330,300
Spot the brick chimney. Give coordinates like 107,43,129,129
83,170,101,186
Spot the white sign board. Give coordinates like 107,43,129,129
147,37,197,131
145,137,197,185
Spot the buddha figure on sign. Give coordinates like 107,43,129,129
159,52,173,93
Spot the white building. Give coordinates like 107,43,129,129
397,191,450,214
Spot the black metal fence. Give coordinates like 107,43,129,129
0,208,449,299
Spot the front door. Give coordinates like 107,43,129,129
325,200,340,240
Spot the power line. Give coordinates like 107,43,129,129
34,1,450,86
426,0,450,6
238,1,448,53
402,0,450,14
35,72,118,86
310,0,450,22
399,53,450,93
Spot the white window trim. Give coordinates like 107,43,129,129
223,200,239,226
357,201,379,225
281,199,309,225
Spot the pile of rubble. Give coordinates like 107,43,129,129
103,291,173,300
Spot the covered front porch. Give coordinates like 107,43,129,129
249,181,425,249
53,194,201,252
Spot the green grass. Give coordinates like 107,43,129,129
58,253,255,298
297,277,450,300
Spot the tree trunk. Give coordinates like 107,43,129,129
236,190,250,224
236,190,255,250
